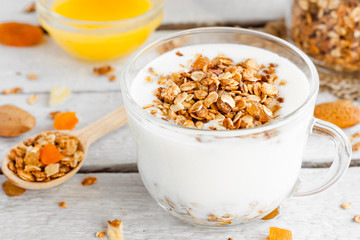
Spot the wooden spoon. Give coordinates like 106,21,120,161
2,106,127,190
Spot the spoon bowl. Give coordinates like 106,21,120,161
2,106,127,190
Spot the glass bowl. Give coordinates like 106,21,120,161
36,0,165,61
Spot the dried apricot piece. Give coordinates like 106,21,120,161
40,143,64,165
53,112,79,130
269,227,293,240
262,207,280,220
0,22,43,47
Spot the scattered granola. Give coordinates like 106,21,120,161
50,111,61,119
93,65,115,76
145,54,282,130
107,219,124,240
354,215,360,223
50,86,71,107
59,201,68,208
157,38,186,54
341,202,352,209
176,51,183,57
2,87,22,94
96,231,106,239
82,176,97,186
352,142,360,152
0,105,36,137
289,0,360,73
353,132,360,138
7,131,84,182
27,94,38,105
24,3,36,13
27,73,37,80
2,180,26,197
109,75,116,82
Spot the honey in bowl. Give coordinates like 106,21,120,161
37,0,164,60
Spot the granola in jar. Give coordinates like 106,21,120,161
287,0,360,73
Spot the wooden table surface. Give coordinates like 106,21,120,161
1,1,360,239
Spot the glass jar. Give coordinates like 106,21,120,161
286,0,360,74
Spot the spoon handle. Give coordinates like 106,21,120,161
75,106,128,147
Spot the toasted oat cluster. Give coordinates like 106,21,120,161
7,132,84,182
290,0,360,72
145,54,282,130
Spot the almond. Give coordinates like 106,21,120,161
314,100,360,128
0,105,36,137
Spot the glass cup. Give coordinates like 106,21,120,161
121,27,352,226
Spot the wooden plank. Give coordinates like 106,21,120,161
0,168,359,240
1,91,360,172
1,0,285,27
0,30,175,93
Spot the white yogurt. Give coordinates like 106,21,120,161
131,44,310,118
127,44,312,225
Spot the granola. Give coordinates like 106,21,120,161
27,94,38,104
341,202,352,209
93,65,115,76
2,87,22,94
82,176,97,186
289,0,360,73
7,132,84,182
107,219,124,240
96,231,106,239
59,201,68,208
144,54,282,130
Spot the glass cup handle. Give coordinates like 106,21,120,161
293,118,352,197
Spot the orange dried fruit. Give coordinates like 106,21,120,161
53,112,79,130
269,227,293,240
262,207,280,220
0,22,43,47
40,143,64,165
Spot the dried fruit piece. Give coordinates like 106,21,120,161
59,202,68,208
0,105,36,137
2,180,26,197
314,100,360,128
262,207,280,220
107,219,124,240
109,75,116,82
40,143,64,165
49,86,71,107
82,176,97,186
53,112,79,130
0,22,43,47
269,227,293,240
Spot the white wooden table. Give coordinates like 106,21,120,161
1,1,360,239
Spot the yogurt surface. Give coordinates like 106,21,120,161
131,43,310,121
